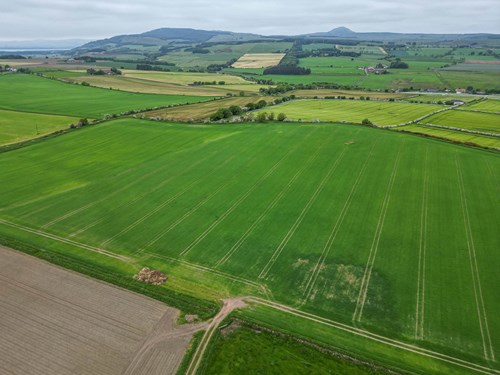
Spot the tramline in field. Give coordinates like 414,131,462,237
0,119,498,374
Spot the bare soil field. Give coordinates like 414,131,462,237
0,246,200,375
232,53,285,68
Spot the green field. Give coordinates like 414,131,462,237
0,119,498,374
0,109,79,145
466,99,500,113
396,124,500,149
0,74,212,117
200,322,384,374
255,100,442,125
422,109,500,134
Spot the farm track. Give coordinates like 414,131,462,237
258,147,348,280
301,141,376,302
455,155,495,362
0,219,130,261
246,297,499,375
353,145,403,322
415,147,429,340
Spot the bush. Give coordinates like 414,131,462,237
361,118,373,125
268,113,275,121
256,112,268,122
277,113,287,121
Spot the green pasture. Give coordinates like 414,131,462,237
0,74,212,117
422,109,500,134
0,119,498,374
0,109,79,145
396,124,500,149
466,99,500,113
255,100,442,125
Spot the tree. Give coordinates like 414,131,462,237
228,105,243,116
256,112,267,122
361,118,372,125
256,100,267,109
110,67,122,75
268,112,275,121
277,113,287,121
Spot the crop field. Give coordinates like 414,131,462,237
0,119,498,374
289,89,409,100
0,74,212,118
63,74,265,97
396,124,500,149
437,71,500,90
466,99,500,113
0,109,79,145
422,109,500,134
335,44,387,55
403,94,479,104
0,246,192,375
144,96,278,121
121,70,248,85
255,99,442,125
232,53,286,68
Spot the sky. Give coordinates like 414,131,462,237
0,0,499,41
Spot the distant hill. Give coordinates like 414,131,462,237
73,27,270,54
0,39,90,50
302,26,499,42
71,26,500,56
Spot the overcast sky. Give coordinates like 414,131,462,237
1,0,499,41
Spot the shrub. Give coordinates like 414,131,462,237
361,118,373,125
277,113,287,121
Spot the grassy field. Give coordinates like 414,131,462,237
402,94,479,104
145,97,278,121
199,322,384,374
0,74,213,117
422,109,500,134
336,44,387,55
63,74,265,96
466,99,500,113
0,119,498,374
232,53,285,68
396,124,500,149
289,89,409,100
255,99,442,125
0,109,79,145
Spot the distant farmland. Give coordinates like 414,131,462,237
232,53,286,68
0,119,498,374
255,100,443,125
0,74,213,118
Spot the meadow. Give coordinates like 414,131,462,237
199,323,384,374
0,74,213,118
145,96,278,121
466,99,500,113
422,109,500,134
64,73,265,96
255,99,442,125
0,109,79,145
0,119,498,374
396,124,500,149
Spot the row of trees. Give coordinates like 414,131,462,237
263,66,311,75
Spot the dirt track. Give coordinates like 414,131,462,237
0,246,197,375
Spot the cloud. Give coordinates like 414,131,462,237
0,0,498,40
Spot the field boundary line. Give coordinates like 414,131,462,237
455,155,495,362
214,130,327,268
353,145,402,322
415,147,429,340
247,297,499,375
0,219,130,262
302,142,376,302
149,254,270,296
258,147,348,280
179,140,302,258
